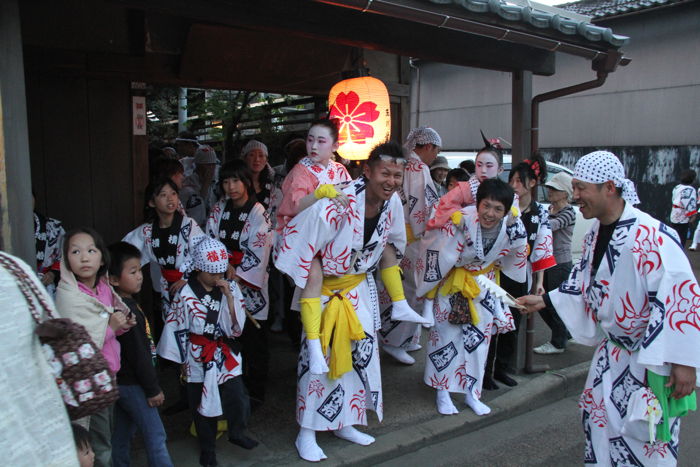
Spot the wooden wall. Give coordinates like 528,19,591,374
26,72,137,244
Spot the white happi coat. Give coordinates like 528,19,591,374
378,151,440,348
157,280,247,417
550,202,700,466
123,215,205,309
34,212,65,295
670,184,697,225
206,199,272,320
274,177,406,431
519,201,556,290
415,206,528,397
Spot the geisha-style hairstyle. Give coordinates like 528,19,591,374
476,130,504,167
310,118,340,143
509,152,548,186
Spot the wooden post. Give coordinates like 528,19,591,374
0,0,35,263
511,70,532,166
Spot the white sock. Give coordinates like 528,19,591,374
436,389,459,415
391,299,432,325
405,342,422,352
465,391,491,416
421,299,435,328
295,428,327,462
383,345,415,365
333,426,375,446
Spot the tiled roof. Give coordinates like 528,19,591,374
425,0,629,46
559,0,689,19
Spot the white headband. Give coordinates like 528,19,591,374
573,151,640,206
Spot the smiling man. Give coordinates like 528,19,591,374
379,126,441,365
274,141,413,462
518,151,700,466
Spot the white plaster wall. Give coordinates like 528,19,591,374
410,3,700,150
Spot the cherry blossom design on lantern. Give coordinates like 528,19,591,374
308,379,325,398
351,390,367,420
330,91,380,145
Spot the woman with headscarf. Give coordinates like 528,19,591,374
534,172,576,355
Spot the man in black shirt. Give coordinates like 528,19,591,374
517,151,698,465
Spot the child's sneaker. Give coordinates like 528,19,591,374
533,342,565,355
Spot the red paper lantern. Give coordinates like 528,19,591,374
328,76,391,160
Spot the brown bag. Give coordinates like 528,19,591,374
448,293,472,325
0,253,119,420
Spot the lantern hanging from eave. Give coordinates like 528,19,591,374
328,76,391,160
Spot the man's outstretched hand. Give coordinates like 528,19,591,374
515,295,546,314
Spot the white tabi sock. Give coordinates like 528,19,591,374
405,343,422,352
465,391,491,416
295,428,327,462
436,389,459,415
421,298,435,329
333,426,375,445
382,344,415,365
390,299,432,325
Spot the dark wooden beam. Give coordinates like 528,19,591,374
114,0,556,75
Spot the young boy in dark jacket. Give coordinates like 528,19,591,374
108,242,173,467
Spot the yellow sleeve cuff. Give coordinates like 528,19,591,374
380,265,405,302
314,184,338,200
300,297,322,339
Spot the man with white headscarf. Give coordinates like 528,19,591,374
518,151,699,466
180,145,219,226
378,127,440,364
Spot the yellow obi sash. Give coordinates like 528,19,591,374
427,263,500,325
320,273,367,379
